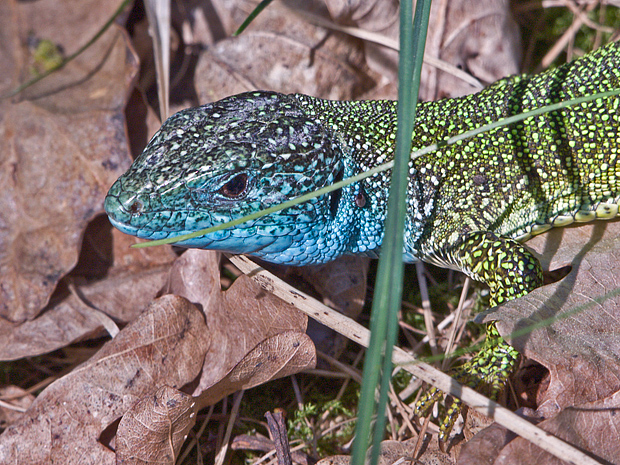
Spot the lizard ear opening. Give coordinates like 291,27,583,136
329,167,345,219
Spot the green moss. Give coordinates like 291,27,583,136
30,38,64,76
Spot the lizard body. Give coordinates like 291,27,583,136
105,42,620,440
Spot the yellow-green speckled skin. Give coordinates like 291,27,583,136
294,43,620,269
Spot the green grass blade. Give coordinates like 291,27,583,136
233,0,273,36
350,2,432,465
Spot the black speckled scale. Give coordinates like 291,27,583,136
105,42,620,442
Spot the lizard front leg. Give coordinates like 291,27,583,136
415,231,543,443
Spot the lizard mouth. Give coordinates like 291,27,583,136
106,213,139,235
105,199,203,245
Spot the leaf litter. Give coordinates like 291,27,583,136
0,0,137,323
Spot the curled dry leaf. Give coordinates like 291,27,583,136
116,385,199,465
0,0,137,322
165,249,316,395
197,330,316,408
0,295,210,465
0,248,316,464
110,250,316,463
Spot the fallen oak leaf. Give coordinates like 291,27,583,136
109,249,316,464
494,391,620,465
196,330,316,408
478,221,620,463
111,250,316,463
193,0,373,105
163,249,314,394
0,248,317,464
485,221,620,417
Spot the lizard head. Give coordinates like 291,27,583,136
105,91,357,265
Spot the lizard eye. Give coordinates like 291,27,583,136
219,173,249,199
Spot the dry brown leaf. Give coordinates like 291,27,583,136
492,392,620,465
108,250,315,463
0,248,316,463
422,0,521,100
116,385,199,465
457,417,523,465
489,222,620,414
0,224,178,360
0,264,172,360
197,330,316,407
324,0,400,84
197,31,368,100
194,1,373,103
77,221,178,322
0,0,137,322
0,295,209,465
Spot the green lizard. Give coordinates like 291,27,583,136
105,42,620,441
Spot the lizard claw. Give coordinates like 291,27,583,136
414,323,519,443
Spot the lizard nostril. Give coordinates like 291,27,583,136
128,199,144,215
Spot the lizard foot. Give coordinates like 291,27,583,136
414,322,519,443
